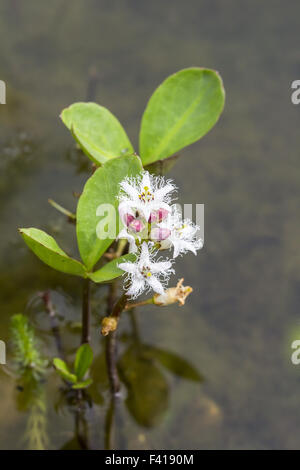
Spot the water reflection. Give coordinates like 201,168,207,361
118,310,203,429
95,308,203,449
56,388,93,450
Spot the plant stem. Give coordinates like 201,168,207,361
111,293,129,319
48,198,76,222
125,297,153,310
106,331,120,395
81,278,91,344
105,284,124,395
106,281,117,315
115,239,127,258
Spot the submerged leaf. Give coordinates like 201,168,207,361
53,358,77,384
74,344,93,381
144,345,203,382
72,378,93,390
118,345,169,428
10,314,47,381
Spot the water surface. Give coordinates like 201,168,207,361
0,0,300,450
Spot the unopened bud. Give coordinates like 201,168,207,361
149,208,169,223
153,278,193,306
129,219,144,233
124,213,135,226
151,227,171,241
119,206,135,226
101,316,118,336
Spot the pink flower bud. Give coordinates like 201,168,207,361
151,227,171,241
119,205,135,226
149,208,169,223
124,213,135,226
158,208,169,221
148,211,158,223
129,219,144,233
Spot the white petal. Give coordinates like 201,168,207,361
182,241,198,255
181,225,197,238
155,183,176,202
146,275,164,295
140,242,151,265
117,230,138,253
118,201,134,218
198,238,204,249
120,180,139,200
118,262,137,274
150,260,173,274
152,201,171,213
126,278,145,298
128,239,138,253
172,240,181,258
159,238,172,250
172,240,197,257
117,228,132,241
141,172,151,190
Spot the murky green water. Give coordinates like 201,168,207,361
1,0,300,450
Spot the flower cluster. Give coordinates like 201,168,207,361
118,171,203,299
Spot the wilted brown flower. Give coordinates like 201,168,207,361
153,278,193,306
101,316,118,336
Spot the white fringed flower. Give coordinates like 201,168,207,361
159,206,203,258
117,216,145,253
118,171,176,222
118,242,174,299
116,172,203,300
117,228,139,253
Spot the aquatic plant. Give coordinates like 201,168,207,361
53,344,93,390
10,313,48,381
10,314,48,450
17,68,224,404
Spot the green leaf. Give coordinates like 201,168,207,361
60,102,134,165
88,253,136,283
74,344,93,381
139,68,225,165
53,358,77,384
72,378,93,390
19,228,87,277
145,154,178,175
76,154,143,270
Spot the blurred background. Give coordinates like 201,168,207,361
0,0,300,450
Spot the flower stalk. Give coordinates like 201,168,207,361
81,278,91,344
101,293,128,336
48,198,76,222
